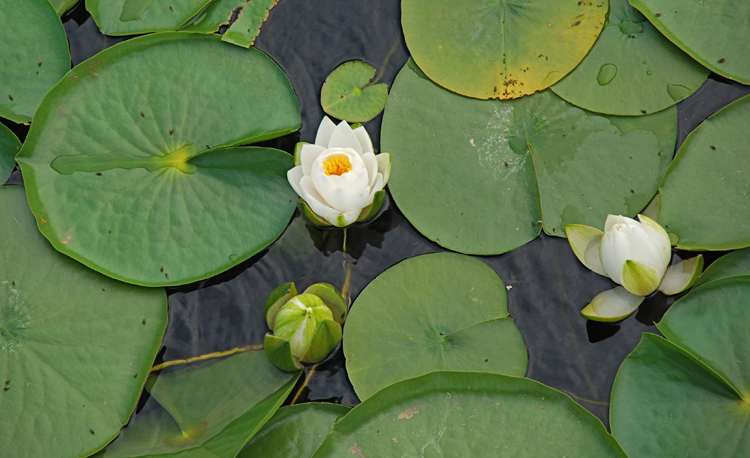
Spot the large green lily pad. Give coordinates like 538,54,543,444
381,60,676,255
313,372,626,457
659,94,750,251
401,0,607,99
180,0,246,33
87,0,213,35
16,33,300,287
101,350,299,457
611,276,750,456
344,252,527,400
238,403,350,457
551,0,709,116
0,123,20,183
631,0,750,84
0,0,70,123
0,185,168,458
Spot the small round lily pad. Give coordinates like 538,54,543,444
321,61,389,123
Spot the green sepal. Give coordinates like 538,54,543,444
264,333,303,372
621,260,662,296
303,283,348,324
297,198,333,227
658,255,704,295
300,319,342,364
564,224,606,277
350,123,363,130
264,282,298,330
356,190,386,224
293,142,308,167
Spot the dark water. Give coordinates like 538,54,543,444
3,0,749,436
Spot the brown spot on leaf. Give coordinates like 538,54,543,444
398,407,420,420
348,445,365,458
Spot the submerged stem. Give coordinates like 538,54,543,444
290,363,318,405
149,344,263,373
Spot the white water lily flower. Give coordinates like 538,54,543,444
287,117,390,227
566,214,703,322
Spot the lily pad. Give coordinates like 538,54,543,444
222,0,279,48
344,252,527,400
87,0,213,35
320,61,389,123
0,0,70,123
0,123,20,183
694,248,750,288
381,60,676,255
313,372,626,457
551,0,709,116
237,403,350,457
0,185,168,458
50,0,81,15
16,33,300,286
659,94,750,251
180,0,246,34
611,276,750,456
100,350,300,458
400,0,607,99
631,0,750,84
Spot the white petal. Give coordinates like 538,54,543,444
638,214,672,271
301,144,326,176
362,152,378,188
341,189,374,214
368,173,384,200
604,214,634,232
376,153,390,184
658,255,704,295
600,229,630,285
565,224,607,276
581,287,644,322
628,226,665,276
352,126,374,154
300,176,338,218
327,168,370,198
328,120,363,155
315,116,337,148
287,166,304,198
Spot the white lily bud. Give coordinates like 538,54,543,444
599,214,671,296
287,117,390,227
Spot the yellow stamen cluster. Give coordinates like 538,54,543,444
323,154,353,176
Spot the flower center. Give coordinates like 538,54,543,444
322,154,352,176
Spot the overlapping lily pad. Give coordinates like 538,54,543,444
320,61,389,123
344,252,527,400
0,123,20,183
401,0,607,99
87,0,213,35
631,0,750,84
313,372,626,457
16,33,300,287
551,0,709,116
100,350,299,457
694,247,750,288
50,0,80,15
0,185,168,458
180,0,246,34
238,403,350,457
222,0,279,48
0,0,70,123
611,271,750,456
659,94,750,250
381,60,676,255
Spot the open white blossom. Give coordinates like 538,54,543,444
287,117,390,227
566,214,703,322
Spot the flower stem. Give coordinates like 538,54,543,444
289,363,318,405
149,344,264,373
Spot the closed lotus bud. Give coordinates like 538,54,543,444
263,283,346,371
